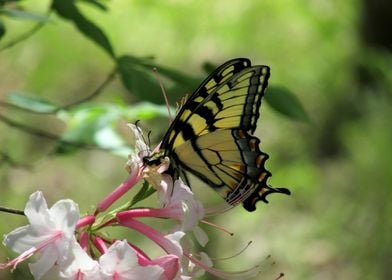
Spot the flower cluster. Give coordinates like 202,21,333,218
0,124,271,280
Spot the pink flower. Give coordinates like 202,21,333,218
117,215,185,257
140,255,179,280
117,178,205,234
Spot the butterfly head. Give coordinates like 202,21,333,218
142,151,166,167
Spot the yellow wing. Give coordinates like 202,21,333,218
146,58,290,211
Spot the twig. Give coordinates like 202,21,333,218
0,206,25,216
0,68,118,114
58,67,117,111
0,18,47,52
0,152,32,169
0,113,92,149
0,113,126,153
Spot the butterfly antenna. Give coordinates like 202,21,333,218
147,130,152,149
134,120,151,154
153,67,173,124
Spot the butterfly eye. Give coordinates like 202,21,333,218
143,155,162,167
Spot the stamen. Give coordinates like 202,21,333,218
185,253,262,280
206,241,253,261
204,203,234,216
200,219,234,236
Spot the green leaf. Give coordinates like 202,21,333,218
94,126,131,156
0,7,50,22
121,101,172,120
138,59,200,87
0,1,24,7
56,103,134,156
202,61,217,74
118,55,202,104
79,0,108,11
0,19,5,40
6,91,58,113
57,104,116,142
266,86,310,122
54,101,172,155
51,0,115,58
117,56,163,103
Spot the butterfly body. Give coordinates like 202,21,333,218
143,58,290,211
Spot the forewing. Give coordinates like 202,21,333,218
162,58,270,153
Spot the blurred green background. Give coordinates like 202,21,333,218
1,0,391,279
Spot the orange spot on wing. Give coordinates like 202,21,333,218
258,172,268,182
255,155,265,166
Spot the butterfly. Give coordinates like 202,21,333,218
143,58,290,212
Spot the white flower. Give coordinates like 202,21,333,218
99,240,164,280
125,123,170,188
2,191,80,279
58,241,100,280
158,178,208,247
125,123,151,173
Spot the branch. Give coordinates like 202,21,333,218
0,113,122,153
0,113,92,149
0,16,48,52
0,68,118,114
0,206,25,216
58,67,117,111
0,152,32,169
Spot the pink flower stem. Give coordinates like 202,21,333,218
76,215,96,229
117,207,177,219
79,232,89,250
96,167,141,213
92,236,108,254
118,218,181,256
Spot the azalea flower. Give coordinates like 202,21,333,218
97,123,168,213
125,123,151,174
1,191,79,279
99,240,164,280
117,177,208,247
126,123,170,188
57,241,100,280
153,176,208,247
159,178,207,246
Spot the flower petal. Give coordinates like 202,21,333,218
24,191,53,231
3,225,47,253
193,226,209,247
100,240,164,280
49,199,80,239
29,246,58,280
59,241,100,280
